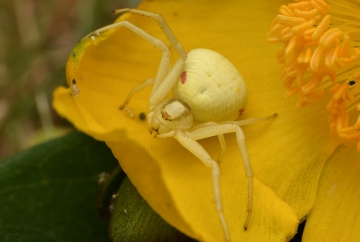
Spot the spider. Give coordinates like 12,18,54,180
83,8,276,241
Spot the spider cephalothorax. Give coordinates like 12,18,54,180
149,99,193,137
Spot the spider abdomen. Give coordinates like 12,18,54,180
172,48,247,122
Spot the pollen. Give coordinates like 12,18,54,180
267,0,360,152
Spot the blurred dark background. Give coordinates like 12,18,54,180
0,0,140,159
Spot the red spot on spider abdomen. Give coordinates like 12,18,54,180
181,71,187,84
238,108,245,116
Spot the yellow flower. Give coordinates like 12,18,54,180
53,0,360,241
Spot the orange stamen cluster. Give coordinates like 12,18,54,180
327,72,360,151
267,0,360,151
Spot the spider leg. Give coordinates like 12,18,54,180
83,9,187,111
188,124,254,230
188,122,227,163
217,134,227,164
113,9,187,60
83,19,172,108
118,78,156,118
174,132,230,242
112,9,187,111
222,113,278,126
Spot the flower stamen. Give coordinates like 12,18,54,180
267,0,360,151
312,15,331,40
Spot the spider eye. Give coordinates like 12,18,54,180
161,111,172,120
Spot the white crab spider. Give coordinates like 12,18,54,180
83,8,276,241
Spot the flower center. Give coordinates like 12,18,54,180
267,0,360,151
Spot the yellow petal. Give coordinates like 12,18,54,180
302,146,360,241
52,0,341,241
107,134,298,242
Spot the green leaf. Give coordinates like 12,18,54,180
109,176,196,242
0,130,194,241
0,131,119,242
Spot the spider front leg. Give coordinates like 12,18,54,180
84,9,188,116
174,132,230,242
188,123,255,231
112,9,187,111
81,16,174,116
190,123,228,164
